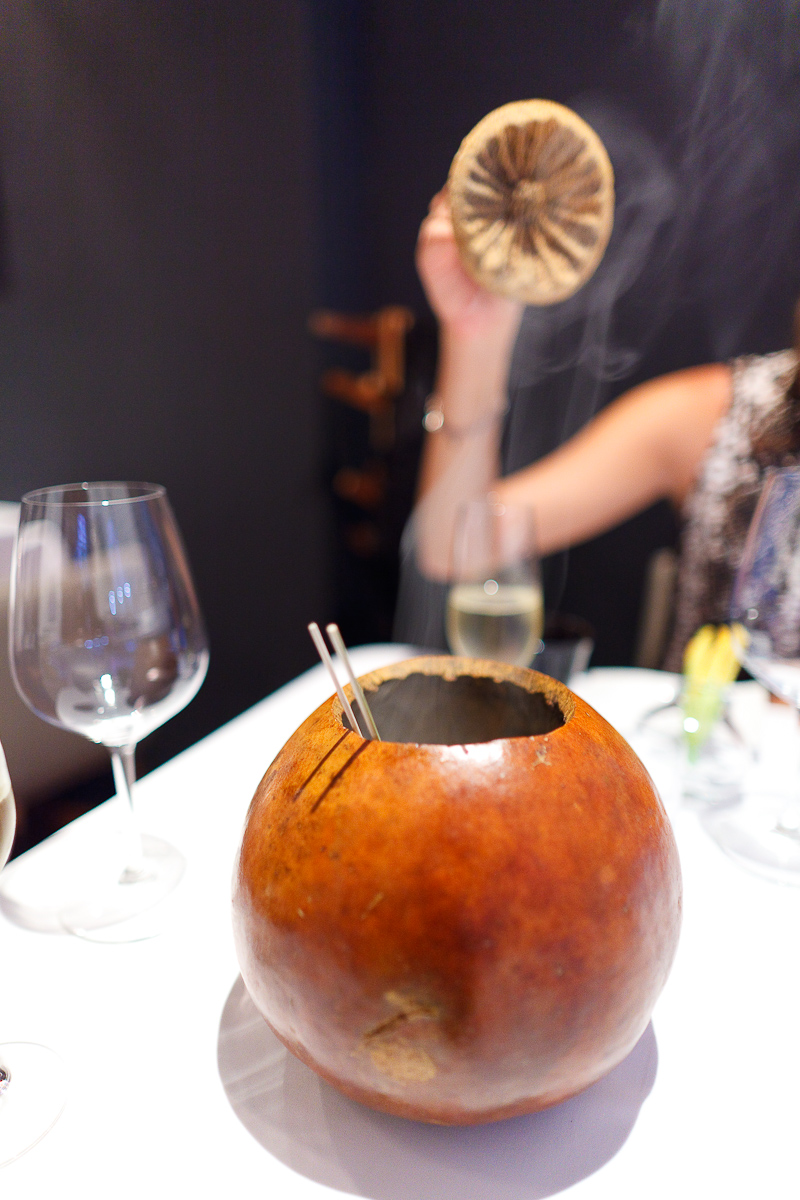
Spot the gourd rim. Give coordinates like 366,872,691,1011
330,655,576,747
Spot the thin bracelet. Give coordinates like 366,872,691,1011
422,395,507,438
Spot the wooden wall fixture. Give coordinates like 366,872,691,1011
310,305,415,560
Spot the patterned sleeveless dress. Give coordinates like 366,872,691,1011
664,349,800,670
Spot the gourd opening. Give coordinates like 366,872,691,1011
343,671,566,745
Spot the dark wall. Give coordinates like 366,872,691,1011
0,2,328,764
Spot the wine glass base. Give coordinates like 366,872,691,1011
0,1042,67,1167
701,791,800,886
59,835,185,942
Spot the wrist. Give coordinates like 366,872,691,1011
423,394,507,438
433,325,514,425
440,312,521,359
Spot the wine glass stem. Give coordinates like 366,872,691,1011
110,745,147,883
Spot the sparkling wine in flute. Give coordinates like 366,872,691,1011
446,582,544,666
446,499,543,668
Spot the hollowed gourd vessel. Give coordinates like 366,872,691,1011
232,656,681,1125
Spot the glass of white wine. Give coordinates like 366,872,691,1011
0,742,67,1167
446,499,543,666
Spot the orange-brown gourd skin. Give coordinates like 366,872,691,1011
232,658,681,1125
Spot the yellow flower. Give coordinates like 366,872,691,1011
681,624,743,761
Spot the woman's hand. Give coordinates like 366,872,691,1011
414,191,521,577
416,190,522,347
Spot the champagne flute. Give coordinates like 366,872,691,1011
9,482,208,939
0,742,67,1166
446,499,544,666
704,466,800,883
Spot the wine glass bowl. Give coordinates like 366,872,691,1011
446,499,543,666
11,482,207,747
729,470,800,707
704,467,800,883
9,482,208,936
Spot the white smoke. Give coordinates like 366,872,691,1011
507,98,678,447
509,0,800,431
655,0,800,359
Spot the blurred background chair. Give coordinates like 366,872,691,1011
633,547,679,670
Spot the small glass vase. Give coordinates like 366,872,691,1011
633,682,752,809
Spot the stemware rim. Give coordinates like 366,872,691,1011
20,481,166,509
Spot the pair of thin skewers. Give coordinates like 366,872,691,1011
308,623,381,741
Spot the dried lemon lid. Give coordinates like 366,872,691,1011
448,99,615,306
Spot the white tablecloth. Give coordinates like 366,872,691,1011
1,647,799,1199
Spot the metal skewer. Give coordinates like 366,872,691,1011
308,622,365,737
326,623,382,741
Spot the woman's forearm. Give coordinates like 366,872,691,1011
415,322,518,579
412,189,523,579
416,361,732,578
495,364,732,556
411,187,733,587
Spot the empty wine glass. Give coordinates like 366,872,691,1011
0,742,67,1166
446,499,543,666
9,482,208,938
703,466,800,883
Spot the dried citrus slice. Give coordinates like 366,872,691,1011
448,99,615,305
